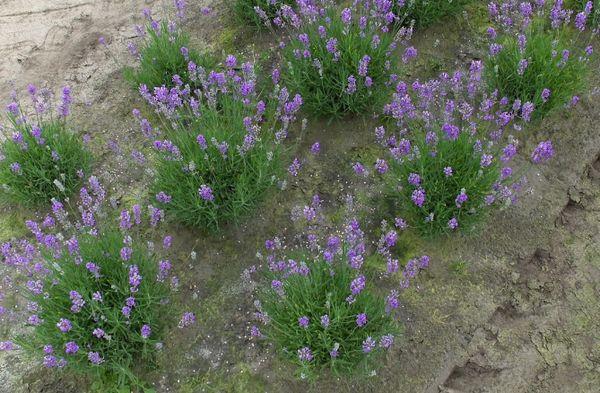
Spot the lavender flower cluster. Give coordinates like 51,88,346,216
364,59,556,235
133,53,303,229
275,0,417,116
0,177,195,385
485,0,596,117
249,195,429,376
0,85,91,206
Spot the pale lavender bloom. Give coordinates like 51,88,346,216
57,318,72,332
379,334,394,349
88,351,103,365
362,336,376,353
320,314,330,328
448,217,459,230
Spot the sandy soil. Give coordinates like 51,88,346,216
0,1,598,393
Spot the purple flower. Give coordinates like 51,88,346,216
448,217,459,230
9,162,21,174
250,325,262,338
408,173,421,186
353,162,366,176
298,316,309,328
379,334,394,349
455,190,468,208
444,167,453,177
362,336,376,353
541,88,551,103
350,275,366,295
120,247,132,262
288,158,301,177
341,8,352,25
88,351,103,365
178,312,196,328
0,341,16,351
346,75,357,94
57,318,72,333
531,140,554,163
356,313,367,327
320,314,330,328
375,159,388,174
310,142,320,155
65,341,79,355
411,188,426,207
198,185,214,201
156,192,172,204
141,324,151,339
298,347,313,362
93,328,105,338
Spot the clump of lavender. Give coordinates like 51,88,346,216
134,55,302,230
484,0,597,119
0,85,92,206
0,177,193,389
276,0,416,117
368,60,555,236
123,6,215,90
249,195,428,378
233,0,296,28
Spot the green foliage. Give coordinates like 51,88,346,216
280,5,399,117
385,131,500,237
233,0,296,28
259,258,396,379
485,18,588,120
124,21,214,90
0,118,91,207
15,229,172,389
395,0,472,28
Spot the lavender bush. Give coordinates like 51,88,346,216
0,177,194,389
0,85,92,207
367,60,555,236
135,56,303,230
277,0,416,117
485,0,596,120
123,8,215,90
249,195,428,379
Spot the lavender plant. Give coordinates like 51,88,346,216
123,9,214,90
233,0,296,28
0,177,194,389
276,0,416,117
0,86,92,207
249,195,429,379
367,60,555,237
484,0,596,120
135,56,303,230
394,0,472,28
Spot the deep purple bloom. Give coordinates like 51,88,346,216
356,313,367,327
531,140,554,163
298,316,309,328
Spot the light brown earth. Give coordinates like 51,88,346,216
0,1,598,393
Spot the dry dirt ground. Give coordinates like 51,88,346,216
0,1,599,393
